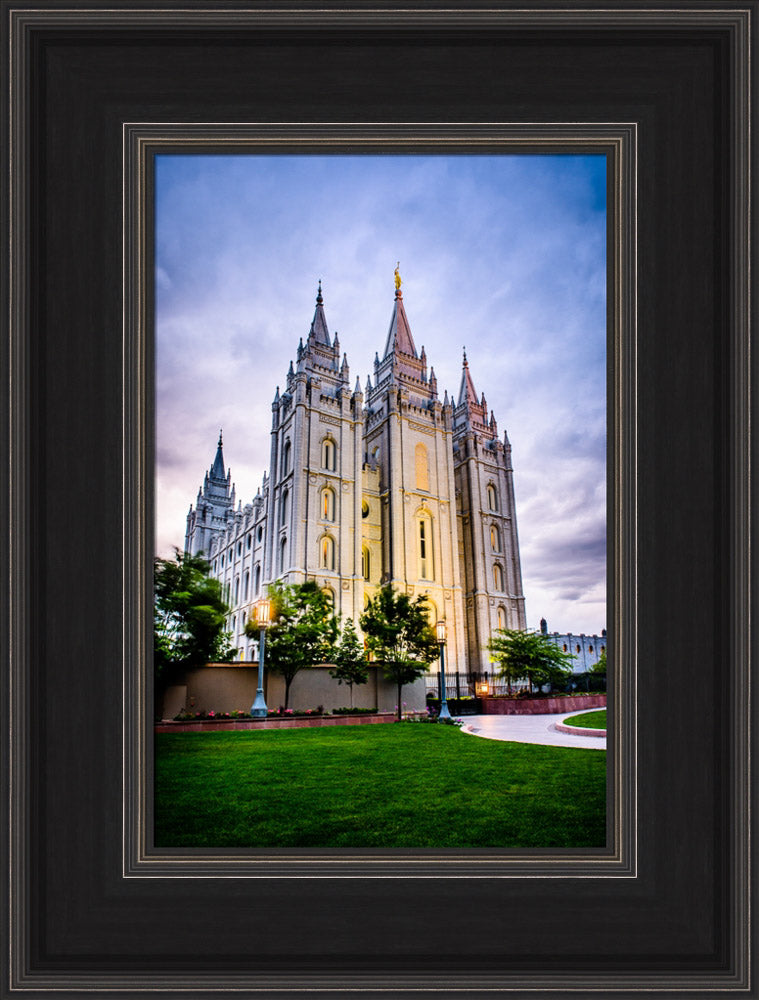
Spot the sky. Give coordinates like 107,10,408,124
156,154,607,635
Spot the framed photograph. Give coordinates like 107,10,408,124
4,3,753,996
148,141,616,857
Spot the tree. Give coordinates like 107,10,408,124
487,629,574,694
247,581,338,709
589,649,607,691
359,585,440,720
154,549,236,692
329,618,370,708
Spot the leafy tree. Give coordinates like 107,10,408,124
154,549,236,692
359,585,440,720
247,581,338,709
487,629,574,694
329,618,370,708
592,649,607,678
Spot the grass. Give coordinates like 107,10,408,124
563,709,607,729
155,724,606,848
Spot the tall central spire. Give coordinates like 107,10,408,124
309,279,331,347
383,266,417,359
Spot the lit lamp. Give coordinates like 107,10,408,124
250,597,271,717
436,620,452,720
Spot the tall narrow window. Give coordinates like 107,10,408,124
415,443,429,491
322,438,336,471
320,535,335,571
280,537,287,573
234,576,240,603
243,571,249,600
497,606,507,630
418,515,433,580
281,489,289,526
281,440,291,478
490,525,501,552
362,546,370,581
493,563,503,590
254,563,261,594
321,487,335,521
323,588,335,611
487,484,498,512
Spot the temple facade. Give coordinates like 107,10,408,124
185,275,527,673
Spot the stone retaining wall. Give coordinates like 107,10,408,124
155,712,397,734
481,694,606,715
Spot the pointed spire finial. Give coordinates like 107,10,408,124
316,279,323,305
218,429,223,447
463,347,468,368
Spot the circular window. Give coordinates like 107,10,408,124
361,500,369,519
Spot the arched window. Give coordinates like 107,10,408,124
242,611,247,626
243,571,249,600
490,525,501,552
237,542,242,557
576,644,581,654
415,443,429,491
281,440,291,478
487,484,498,512
600,645,605,654
321,487,335,521
254,563,261,595
234,576,240,603
362,546,370,581
589,645,593,654
493,563,503,591
280,537,287,573
321,437,336,471
320,535,336,571
418,514,433,580
246,533,252,550
563,643,568,652
280,489,289,526
322,588,335,612
497,606,507,630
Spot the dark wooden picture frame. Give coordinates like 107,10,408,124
3,4,754,996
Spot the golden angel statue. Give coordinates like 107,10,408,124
394,262,402,290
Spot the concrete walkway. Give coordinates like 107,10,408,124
459,711,606,750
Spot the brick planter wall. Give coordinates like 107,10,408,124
481,694,606,715
155,712,397,734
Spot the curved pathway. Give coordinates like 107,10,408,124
459,711,606,750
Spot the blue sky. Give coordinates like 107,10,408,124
156,154,606,635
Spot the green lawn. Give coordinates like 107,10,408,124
155,725,606,848
563,709,607,729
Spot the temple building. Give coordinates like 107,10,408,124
185,272,527,673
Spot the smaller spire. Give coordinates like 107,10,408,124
316,279,323,305
210,430,225,480
365,373,372,393
354,375,362,394
288,359,294,377
463,347,468,367
443,388,449,407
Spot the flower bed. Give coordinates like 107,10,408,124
155,712,397,733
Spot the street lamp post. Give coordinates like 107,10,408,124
436,620,452,720
250,597,271,718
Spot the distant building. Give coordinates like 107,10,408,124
185,274,527,673
539,617,607,674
